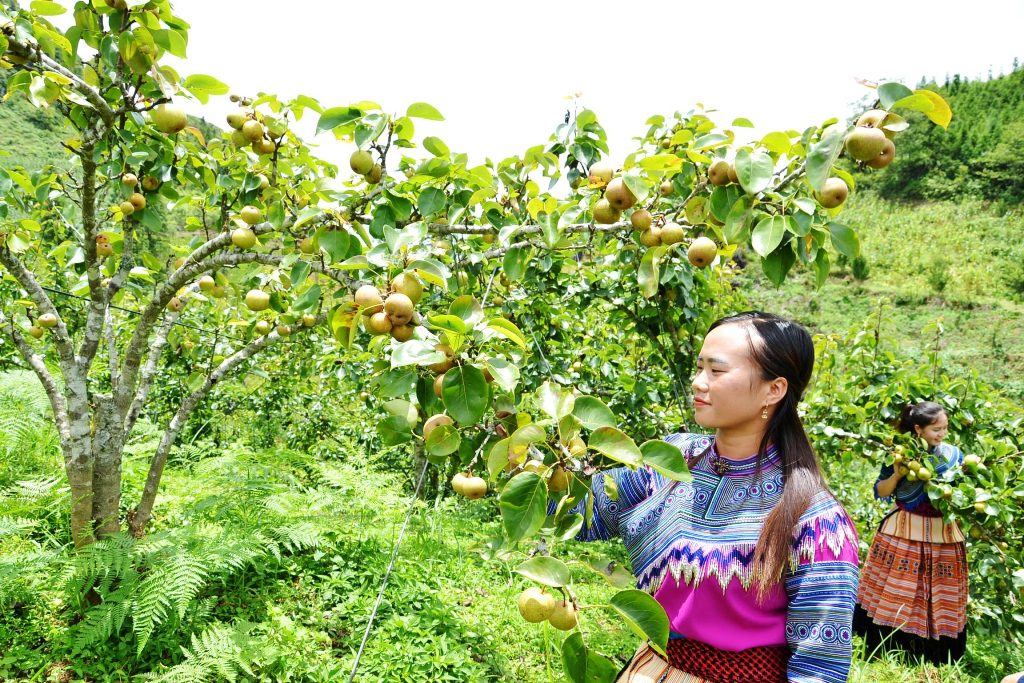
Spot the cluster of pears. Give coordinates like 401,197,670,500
893,448,932,482
587,163,635,225
350,150,383,184
516,587,578,630
845,110,897,170
355,272,425,341
111,172,152,220
449,469,488,500
230,205,264,251
25,312,58,339
226,104,278,156
628,210,718,268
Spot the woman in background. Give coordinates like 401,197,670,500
854,400,968,664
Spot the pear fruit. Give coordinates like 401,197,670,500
350,150,374,175
226,112,246,130
119,201,135,216
687,236,718,268
605,177,636,210
37,313,58,328
517,587,556,623
855,109,887,129
366,311,393,335
302,313,317,327
27,325,44,339
392,272,424,304
244,289,270,312
659,180,674,196
548,465,570,492
152,104,187,134
844,127,887,162
354,285,384,315
366,163,383,184
390,324,414,342
865,138,896,169
727,163,739,185
211,284,226,299
231,227,257,249
434,372,446,399
708,159,732,186
121,173,138,188
639,227,662,248
241,119,264,142
660,222,685,245
254,138,276,155
384,293,414,325
97,241,114,257
630,209,652,231
240,205,262,225
141,175,161,192
429,343,455,374
814,177,849,209
460,476,488,500
451,472,468,495
254,320,272,335
167,297,183,312
299,237,316,254
548,600,578,631
129,193,146,211
423,414,454,440
275,324,292,337
587,162,614,188
198,275,215,291
593,199,621,225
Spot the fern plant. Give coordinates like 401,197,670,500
142,622,258,683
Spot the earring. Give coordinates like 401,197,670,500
761,406,769,420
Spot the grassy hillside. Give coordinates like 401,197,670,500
744,194,1024,400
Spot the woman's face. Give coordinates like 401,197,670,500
691,323,779,430
915,412,949,448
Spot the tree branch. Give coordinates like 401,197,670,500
77,136,107,367
121,313,175,435
128,322,317,537
0,314,71,444
0,246,76,368
9,38,117,127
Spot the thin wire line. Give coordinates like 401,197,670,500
346,458,430,683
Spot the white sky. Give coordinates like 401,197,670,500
166,0,1022,168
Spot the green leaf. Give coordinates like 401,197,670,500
510,423,546,451
316,106,361,135
441,366,489,426
318,230,350,263
292,284,321,311
585,556,635,589
515,556,571,588
426,424,461,458
732,117,755,127
487,317,527,350
407,102,445,120
562,632,619,683
377,415,412,446
751,215,786,257
555,514,585,541
450,295,484,325
638,154,683,171
609,589,670,654
407,258,450,290
877,82,914,109
813,249,831,287
761,244,796,286
418,187,446,216
621,174,650,204
640,440,690,482
487,438,511,481
761,131,792,155
391,340,446,368
806,124,845,192
589,427,641,467
828,221,860,258
423,136,449,157
31,1,66,15
503,247,530,281
499,472,548,544
182,74,229,104
375,367,418,398
637,243,671,298
725,198,753,244
572,396,616,430
427,314,470,335
694,132,729,149
735,149,773,195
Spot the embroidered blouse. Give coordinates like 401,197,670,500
873,442,964,512
574,432,860,683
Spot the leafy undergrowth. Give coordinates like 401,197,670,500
1,439,1020,682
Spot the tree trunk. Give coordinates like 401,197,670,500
91,396,124,538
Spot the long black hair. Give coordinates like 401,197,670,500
707,311,830,596
897,401,946,434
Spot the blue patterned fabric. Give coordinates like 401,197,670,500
874,442,964,510
572,432,860,683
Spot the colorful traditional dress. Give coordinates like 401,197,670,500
575,433,860,683
853,442,968,664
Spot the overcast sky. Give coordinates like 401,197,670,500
165,0,1022,167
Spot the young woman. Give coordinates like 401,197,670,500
573,312,860,683
853,401,968,664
